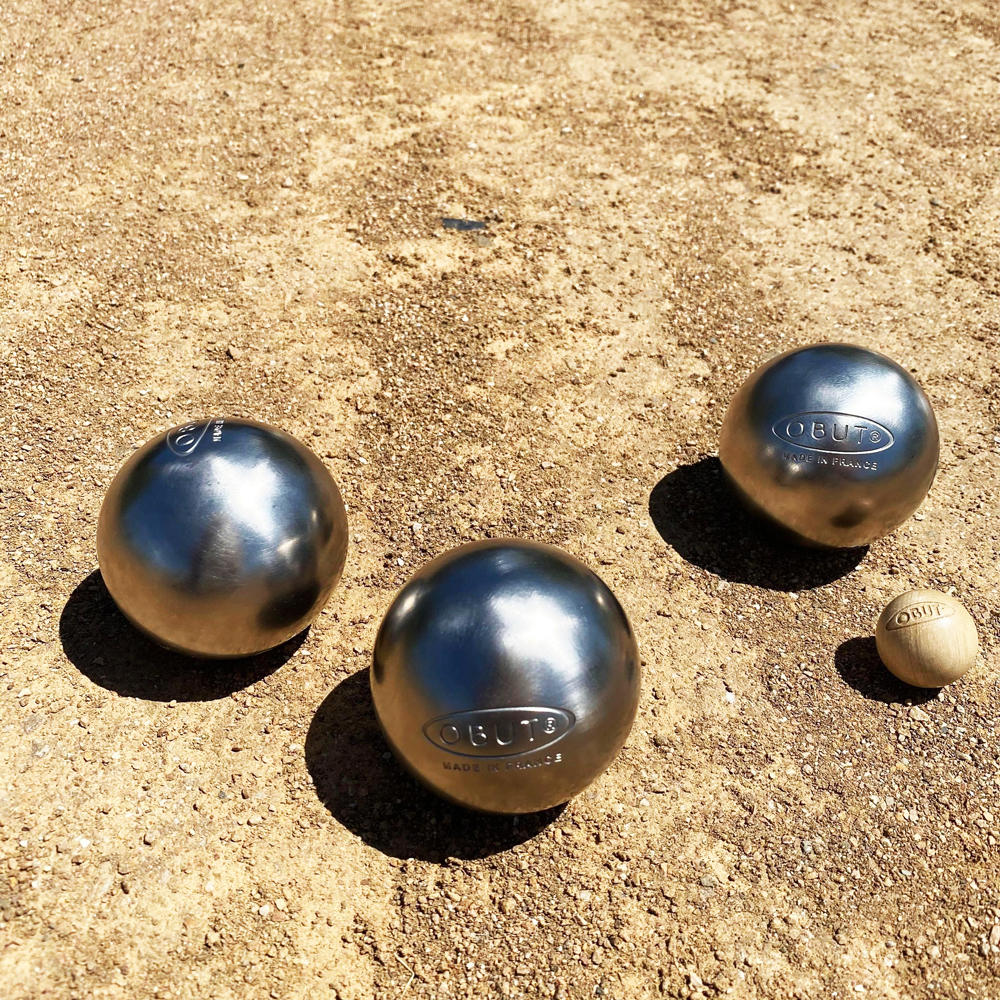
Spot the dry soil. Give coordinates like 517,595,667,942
2,1,1000,998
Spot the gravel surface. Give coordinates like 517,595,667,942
2,1,999,998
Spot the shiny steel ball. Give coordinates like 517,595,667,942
719,343,939,548
97,418,348,658
371,540,641,814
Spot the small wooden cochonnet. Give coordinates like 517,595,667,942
875,589,979,689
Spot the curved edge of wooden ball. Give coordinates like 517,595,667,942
875,589,978,688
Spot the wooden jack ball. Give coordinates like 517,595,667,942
875,589,978,688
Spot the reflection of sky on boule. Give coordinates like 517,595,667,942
204,453,319,581
408,584,590,712
207,453,281,538
120,441,314,585
750,346,931,484
276,537,299,558
397,547,611,713
394,589,421,620
760,346,911,425
489,590,586,667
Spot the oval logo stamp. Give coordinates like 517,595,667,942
772,412,895,455
423,707,575,758
166,418,225,456
886,601,956,631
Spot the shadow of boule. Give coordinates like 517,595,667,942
59,570,301,702
648,457,867,591
305,669,564,863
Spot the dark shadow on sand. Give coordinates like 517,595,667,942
305,669,564,863
59,570,301,702
834,636,939,706
648,457,867,592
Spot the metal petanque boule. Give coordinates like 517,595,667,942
719,343,939,548
371,539,641,814
97,418,348,658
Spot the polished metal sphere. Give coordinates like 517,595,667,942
97,418,348,658
719,343,939,548
371,540,641,814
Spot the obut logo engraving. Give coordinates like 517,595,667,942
772,412,894,455
886,602,956,631
423,707,574,758
166,418,225,457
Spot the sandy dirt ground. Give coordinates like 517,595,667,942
2,1,1000,997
